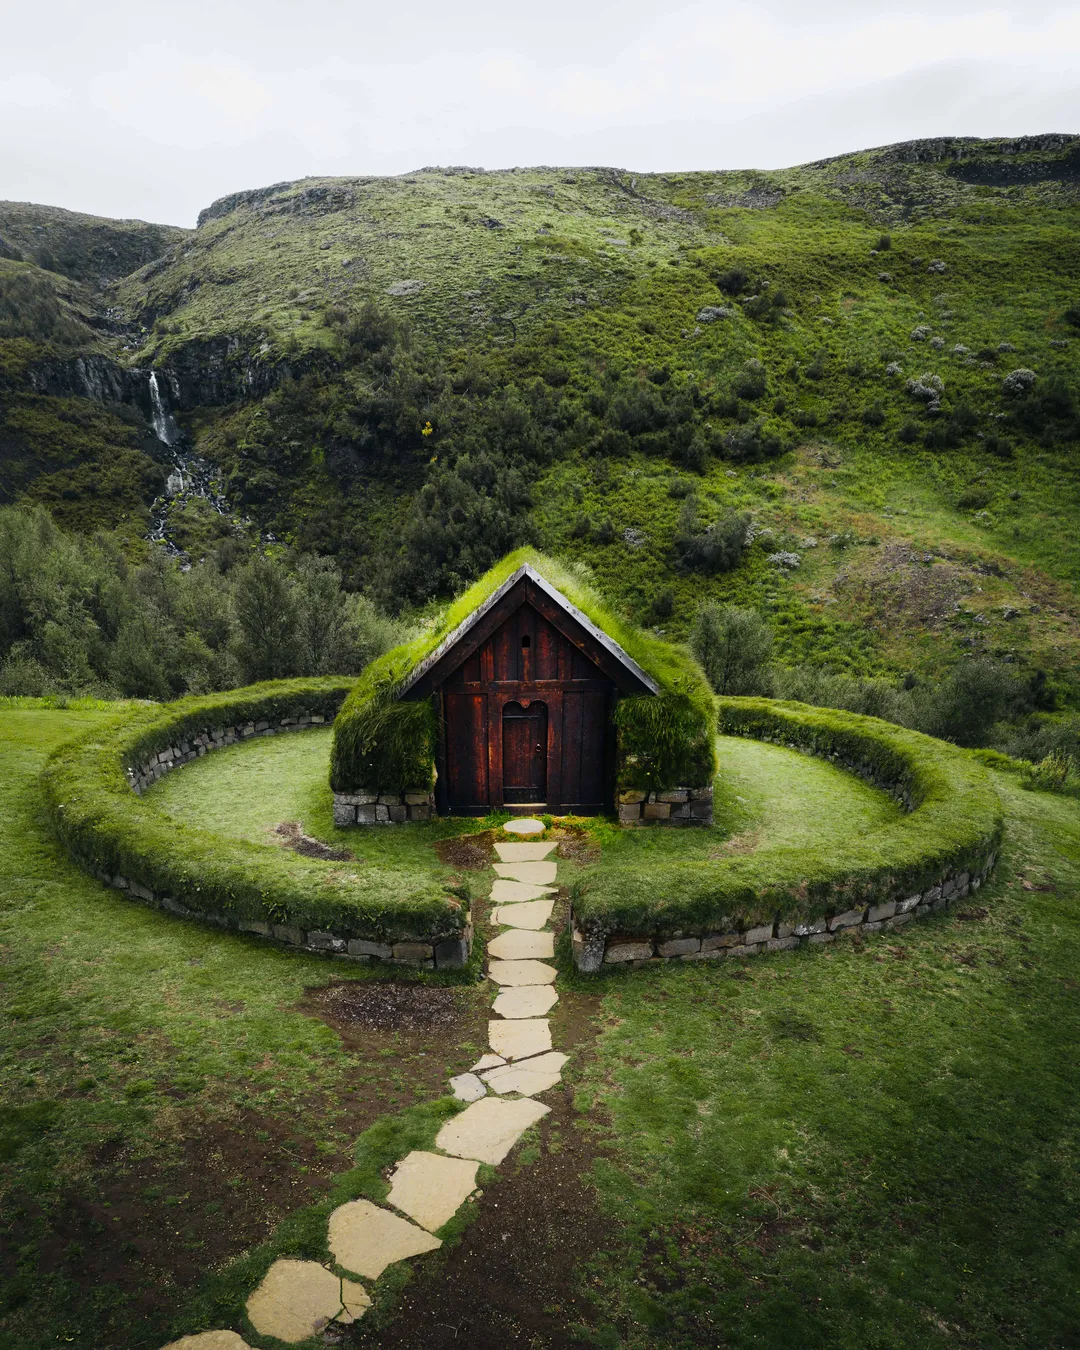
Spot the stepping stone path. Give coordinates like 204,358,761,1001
163,821,566,1348
246,1258,370,1343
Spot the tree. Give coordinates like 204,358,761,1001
691,603,774,695
232,554,300,682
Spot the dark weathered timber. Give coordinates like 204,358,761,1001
414,578,646,815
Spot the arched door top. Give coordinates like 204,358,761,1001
502,700,548,805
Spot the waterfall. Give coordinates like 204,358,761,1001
148,370,179,445
143,367,230,564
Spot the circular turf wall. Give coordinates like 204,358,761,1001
41,679,472,970
570,697,1004,972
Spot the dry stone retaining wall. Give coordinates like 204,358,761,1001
570,848,997,972
128,712,328,793
112,709,469,969
332,789,436,826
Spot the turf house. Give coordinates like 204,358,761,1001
329,550,718,824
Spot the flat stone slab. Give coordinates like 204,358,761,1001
246,1259,369,1343
436,1095,550,1164
449,1071,486,1102
493,862,558,885
491,900,555,930
490,878,556,905
329,1198,441,1280
337,1279,373,1325
161,1334,253,1350
495,842,557,862
492,984,558,1019
387,1150,479,1232
471,1053,506,1072
488,928,555,960
482,1051,568,1098
488,959,557,986
503,818,546,837
488,1017,552,1060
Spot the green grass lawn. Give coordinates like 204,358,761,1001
0,710,490,1350
4,709,1080,1348
145,724,487,871
145,726,902,905
566,769,1080,1348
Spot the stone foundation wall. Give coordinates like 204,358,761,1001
570,850,997,972
332,790,436,826
617,785,713,826
120,710,469,968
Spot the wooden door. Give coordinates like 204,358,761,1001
502,701,548,804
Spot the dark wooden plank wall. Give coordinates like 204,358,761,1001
438,602,616,814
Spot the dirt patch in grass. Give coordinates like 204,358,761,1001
305,979,475,1037
273,819,354,860
352,986,607,1350
834,542,972,627
556,835,601,866
1,983,490,1349
709,827,761,858
434,830,495,870
1,1106,369,1347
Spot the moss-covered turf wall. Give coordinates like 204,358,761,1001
570,697,1004,969
330,547,717,798
41,679,471,962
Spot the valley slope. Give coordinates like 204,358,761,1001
2,134,1079,701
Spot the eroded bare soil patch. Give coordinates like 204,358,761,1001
304,979,473,1037
434,831,495,870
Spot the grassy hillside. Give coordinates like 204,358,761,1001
0,201,188,287
2,135,1080,712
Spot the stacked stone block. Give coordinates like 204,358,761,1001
616,785,714,826
332,790,436,826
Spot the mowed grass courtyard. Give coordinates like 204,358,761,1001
1,708,1079,1348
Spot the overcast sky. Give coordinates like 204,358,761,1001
3,0,1078,227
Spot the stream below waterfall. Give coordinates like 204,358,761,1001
144,370,233,562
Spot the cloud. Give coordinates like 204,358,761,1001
0,0,1076,223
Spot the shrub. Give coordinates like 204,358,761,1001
733,360,767,401
913,659,1020,747
806,350,828,381
723,421,785,463
898,419,921,443
862,400,886,427
716,266,750,296
1003,368,1037,395
674,500,749,574
692,604,774,695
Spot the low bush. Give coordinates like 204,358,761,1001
42,678,466,943
572,697,1003,939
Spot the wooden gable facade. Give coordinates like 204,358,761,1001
401,564,658,816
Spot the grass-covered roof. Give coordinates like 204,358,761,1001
330,548,718,795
